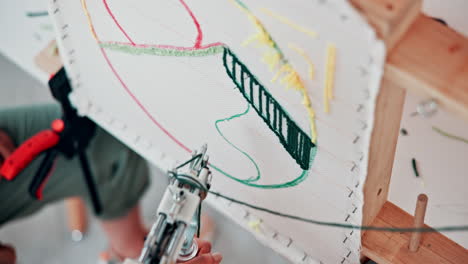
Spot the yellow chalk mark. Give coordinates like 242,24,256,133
243,15,276,49
81,0,98,41
324,43,336,113
272,63,317,143
229,0,317,143
288,43,315,80
260,8,317,38
262,51,282,71
229,0,276,50
248,219,262,233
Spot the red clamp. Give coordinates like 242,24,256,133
0,119,64,181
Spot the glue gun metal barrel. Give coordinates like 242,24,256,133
128,145,212,264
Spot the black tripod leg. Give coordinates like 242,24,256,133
29,149,59,199
78,151,102,215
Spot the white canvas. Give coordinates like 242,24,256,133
49,0,385,263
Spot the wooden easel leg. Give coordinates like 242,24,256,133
66,197,88,242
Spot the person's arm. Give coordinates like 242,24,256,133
0,130,15,165
1,129,221,264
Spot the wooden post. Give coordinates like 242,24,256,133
409,194,428,252
349,0,422,229
362,75,406,228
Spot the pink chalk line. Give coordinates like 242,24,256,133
102,0,212,51
98,46,192,153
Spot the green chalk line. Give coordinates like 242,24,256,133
214,103,261,183
100,42,225,57
210,149,315,189
211,102,317,188
26,11,48,17
432,126,468,145
233,0,249,10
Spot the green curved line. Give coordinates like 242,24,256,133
215,103,260,183
210,146,317,189
212,102,318,189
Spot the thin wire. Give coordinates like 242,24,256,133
169,146,466,233
170,173,208,193
432,126,468,145
208,190,468,233
197,203,202,238
175,154,202,169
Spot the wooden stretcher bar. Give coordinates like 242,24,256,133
350,0,468,262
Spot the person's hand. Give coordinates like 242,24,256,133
0,243,16,264
0,129,15,167
182,239,222,264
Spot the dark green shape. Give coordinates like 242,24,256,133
222,47,314,170
412,158,419,177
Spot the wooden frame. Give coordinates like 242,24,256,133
351,0,468,263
